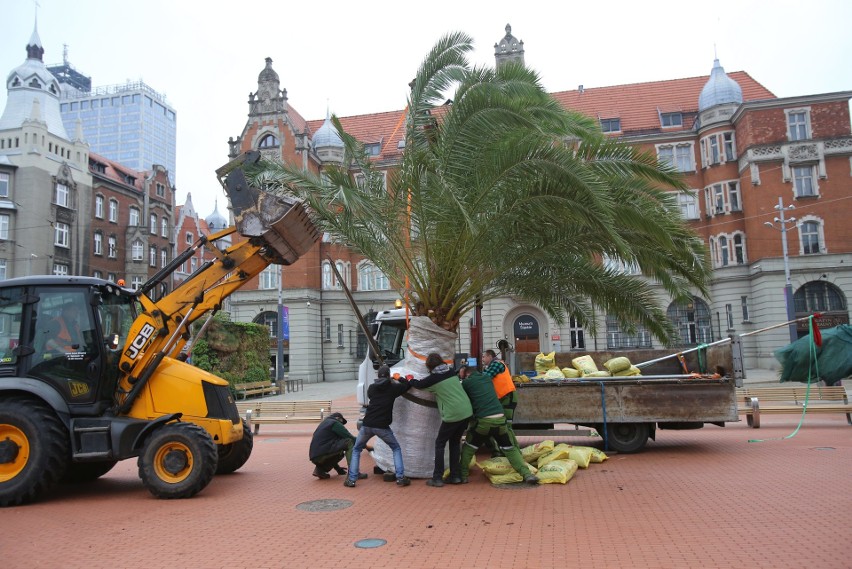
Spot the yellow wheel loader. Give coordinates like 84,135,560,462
0,152,318,505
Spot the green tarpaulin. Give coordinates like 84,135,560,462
774,324,852,386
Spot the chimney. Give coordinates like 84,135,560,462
578,85,584,94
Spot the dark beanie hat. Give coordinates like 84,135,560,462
377,365,391,379
328,412,347,424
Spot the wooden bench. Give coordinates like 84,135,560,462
240,400,333,434
737,386,851,428
234,380,280,400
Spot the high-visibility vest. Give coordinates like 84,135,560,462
492,361,516,399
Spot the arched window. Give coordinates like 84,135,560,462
794,281,846,313
258,134,279,148
799,218,824,255
605,314,651,349
253,311,278,338
322,261,333,290
335,261,347,289
666,297,713,346
358,261,391,291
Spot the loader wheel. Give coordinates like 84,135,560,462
138,422,217,499
62,461,118,483
215,422,253,475
604,422,650,454
0,396,69,507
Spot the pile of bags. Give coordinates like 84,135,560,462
528,352,642,380
475,440,608,485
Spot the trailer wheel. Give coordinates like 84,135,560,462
0,396,69,507
215,422,253,474
604,422,650,454
62,461,118,483
138,422,217,499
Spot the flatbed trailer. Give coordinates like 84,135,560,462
513,374,739,453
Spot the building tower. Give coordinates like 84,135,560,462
0,21,91,278
494,24,525,68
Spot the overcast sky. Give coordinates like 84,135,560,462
3,0,851,219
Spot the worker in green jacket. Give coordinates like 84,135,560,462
408,352,473,487
458,366,538,485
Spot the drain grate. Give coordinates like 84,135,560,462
296,499,353,512
354,538,387,549
493,483,540,491
811,447,836,451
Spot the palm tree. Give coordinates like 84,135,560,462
250,32,711,476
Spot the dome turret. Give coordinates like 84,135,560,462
205,199,229,232
698,59,743,111
312,112,343,150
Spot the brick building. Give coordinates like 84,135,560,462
223,26,852,380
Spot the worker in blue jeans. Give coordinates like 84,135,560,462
345,364,412,487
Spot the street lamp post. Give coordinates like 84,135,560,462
764,197,798,343
276,267,285,384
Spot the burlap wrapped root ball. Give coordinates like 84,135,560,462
370,316,453,478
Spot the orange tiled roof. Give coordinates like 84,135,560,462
299,70,775,151
551,71,775,136
89,151,143,191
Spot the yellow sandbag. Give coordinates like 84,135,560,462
487,471,524,485
537,443,572,468
603,356,632,373
583,370,611,378
535,351,558,374
561,367,580,378
521,440,555,464
536,459,579,484
544,368,565,380
477,456,513,475
567,446,593,469
571,355,598,375
571,446,609,463
615,365,642,376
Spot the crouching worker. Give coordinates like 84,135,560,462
345,364,412,487
458,366,538,485
309,412,361,480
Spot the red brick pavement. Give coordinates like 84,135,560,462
2,414,850,569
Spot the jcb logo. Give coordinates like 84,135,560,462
124,323,156,360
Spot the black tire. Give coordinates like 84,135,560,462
215,422,253,475
604,422,651,454
0,396,69,507
137,422,217,499
62,460,118,483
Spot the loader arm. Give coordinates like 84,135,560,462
115,152,319,413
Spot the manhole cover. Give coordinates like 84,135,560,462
811,447,836,451
296,499,353,512
354,538,387,549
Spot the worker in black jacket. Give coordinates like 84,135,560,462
308,412,362,480
344,365,412,487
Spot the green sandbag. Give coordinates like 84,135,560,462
774,324,852,386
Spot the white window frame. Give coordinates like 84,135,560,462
108,236,117,258
0,214,9,239
185,232,193,245
129,207,140,227
709,231,747,268
741,296,750,322
161,217,168,237
672,191,699,220
150,214,157,234
131,276,144,290
108,199,118,223
703,180,741,216
0,172,9,197
798,216,825,255
52,263,69,276
357,261,391,291
93,232,103,255
0,259,6,281
54,222,70,247
161,249,167,268
55,182,69,207
259,266,280,290
95,195,104,219
786,108,811,142
723,132,736,162
675,144,694,172
792,165,817,197
322,261,333,290
149,246,157,267
131,239,144,261
660,112,682,128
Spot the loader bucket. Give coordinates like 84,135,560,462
217,151,320,264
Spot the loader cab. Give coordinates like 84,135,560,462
0,276,136,414
356,309,408,406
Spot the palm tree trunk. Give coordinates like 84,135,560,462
370,316,458,478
